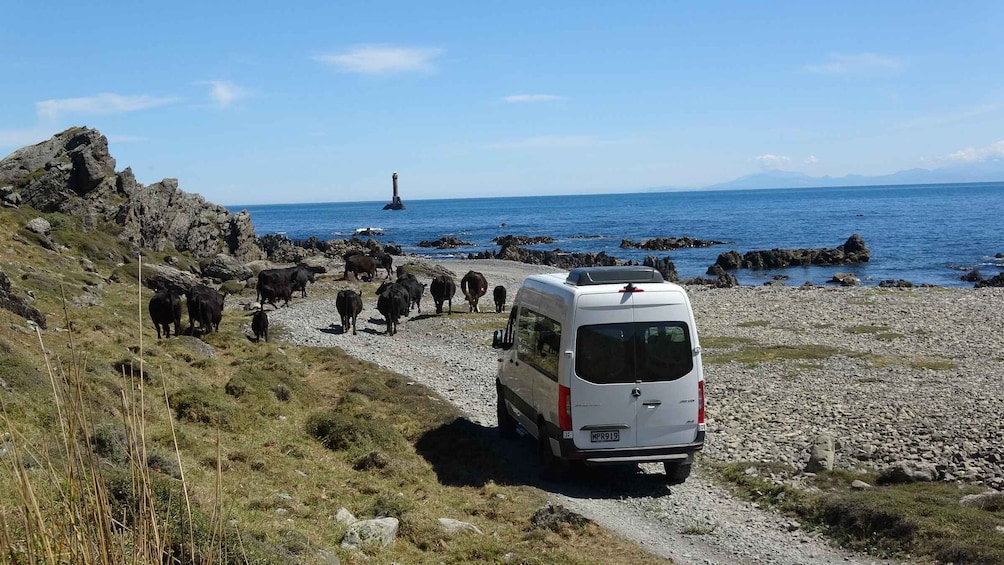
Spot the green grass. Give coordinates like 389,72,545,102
737,320,770,328
0,205,673,565
710,462,1004,563
704,343,844,365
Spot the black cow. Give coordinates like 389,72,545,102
187,285,225,336
460,271,489,313
493,285,507,313
345,255,378,282
376,282,410,336
336,289,363,335
251,309,269,342
430,275,456,315
148,289,182,339
370,251,393,280
290,265,316,298
259,279,293,309
395,273,426,314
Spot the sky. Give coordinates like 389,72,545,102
2,1,1004,205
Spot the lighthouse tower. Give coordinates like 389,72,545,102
383,171,405,210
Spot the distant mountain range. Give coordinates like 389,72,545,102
688,159,1004,191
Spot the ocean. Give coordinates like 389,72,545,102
230,182,1004,288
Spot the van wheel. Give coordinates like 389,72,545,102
497,385,516,439
663,461,692,484
538,430,567,481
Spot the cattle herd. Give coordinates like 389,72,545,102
148,256,507,341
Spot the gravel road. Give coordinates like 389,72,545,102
258,257,1004,564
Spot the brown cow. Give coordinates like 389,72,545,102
336,289,363,335
460,270,488,313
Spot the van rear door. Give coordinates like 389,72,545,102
631,289,701,448
571,293,640,449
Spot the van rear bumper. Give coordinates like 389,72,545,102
546,422,704,464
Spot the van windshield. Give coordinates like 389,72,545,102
575,322,693,384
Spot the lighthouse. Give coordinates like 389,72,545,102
383,171,405,210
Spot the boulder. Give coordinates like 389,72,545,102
340,517,398,550
975,273,1004,288
828,272,860,286
25,218,50,235
200,253,253,282
877,461,939,484
961,270,982,282
959,491,1004,510
805,433,835,472
437,517,483,536
643,256,679,282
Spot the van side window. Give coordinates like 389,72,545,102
502,307,517,347
516,307,561,380
576,322,692,384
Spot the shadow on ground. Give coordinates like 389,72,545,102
414,417,674,500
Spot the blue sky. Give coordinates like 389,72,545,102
2,1,1003,205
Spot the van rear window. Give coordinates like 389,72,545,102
575,322,693,384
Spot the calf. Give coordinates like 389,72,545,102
148,289,182,339
376,282,410,336
187,285,225,336
430,275,456,315
493,285,507,313
335,289,363,335
251,309,269,342
460,270,488,313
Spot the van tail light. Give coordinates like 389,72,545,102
558,384,572,431
697,380,705,426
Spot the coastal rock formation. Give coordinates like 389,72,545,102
620,236,727,250
0,127,264,263
492,235,555,246
710,234,870,272
470,245,621,269
642,256,679,282
975,273,1004,288
418,236,474,249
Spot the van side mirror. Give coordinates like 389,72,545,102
492,329,512,350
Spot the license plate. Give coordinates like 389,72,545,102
590,430,619,443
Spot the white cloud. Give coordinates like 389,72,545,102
35,93,178,120
803,155,819,166
202,80,249,108
315,45,444,75
754,154,792,169
490,135,597,149
942,140,1004,163
805,53,902,74
503,94,566,103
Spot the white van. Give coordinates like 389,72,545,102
493,266,706,482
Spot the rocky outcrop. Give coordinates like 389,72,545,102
975,273,1004,288
642,256,679,282
0,127,264,263
418,236,474,249
492,234,555,246
620,236,727,250
0,270,47,329
471,245,622,269
711,235,870,272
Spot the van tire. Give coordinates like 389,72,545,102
497,384,516,439
663,461,692,484
538,430,567,480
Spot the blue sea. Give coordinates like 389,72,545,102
230,182,1004,288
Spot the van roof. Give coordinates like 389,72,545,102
565,266,665,286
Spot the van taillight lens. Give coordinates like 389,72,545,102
697,380,705,425
558,385,572,431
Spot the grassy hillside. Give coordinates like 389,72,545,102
0,206,671,565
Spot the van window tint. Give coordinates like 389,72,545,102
575,322,692,384
517,308,561,379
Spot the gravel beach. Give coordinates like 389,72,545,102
261,256,1004,564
